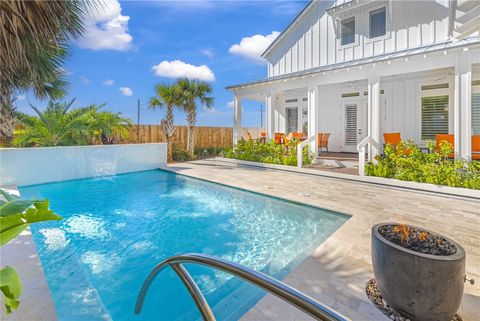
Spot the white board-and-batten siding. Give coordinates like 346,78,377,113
266,0,452,78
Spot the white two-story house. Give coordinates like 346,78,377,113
227,0,480,171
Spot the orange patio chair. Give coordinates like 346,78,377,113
383,132,402,147
274,132,283,144
317,132,323,146
260,132,267,143
436,134,454,158
281,133,291,144
319,133,330,154
291,132,304,139
472,135,480,160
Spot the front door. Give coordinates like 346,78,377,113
342,101,367,152
285,107,299,134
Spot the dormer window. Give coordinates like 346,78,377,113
369,7,386,38
341,17,355,46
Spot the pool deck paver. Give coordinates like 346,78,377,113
163,159,480,321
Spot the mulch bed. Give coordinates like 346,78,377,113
366,279,462,321
378,224,457,256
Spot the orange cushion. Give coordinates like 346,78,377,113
383,132,401,146
436,134,454,158
472,135,480,160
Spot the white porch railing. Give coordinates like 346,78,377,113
357,136,380,176
297,134,317,168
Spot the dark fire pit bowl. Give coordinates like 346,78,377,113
372,223,465,321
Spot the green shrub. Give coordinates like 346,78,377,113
223,138,312,167
194,147,228,158
172,145,195,161
365,140,480,189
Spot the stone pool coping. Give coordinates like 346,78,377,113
163,159,480,321
0,186,58,321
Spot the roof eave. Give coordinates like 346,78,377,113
261,0,316,59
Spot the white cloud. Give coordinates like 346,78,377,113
80,76,91,85
227,101,234,109
229,31,280,62
16,95,26,101
152,60,215,81
102,79,115,86
201,49,214,58
119,87,133,96
77,0,133,51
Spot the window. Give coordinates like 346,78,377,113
341,17,355,46
285,107,298,134
369,7,386,38
473,92,480,134
421,95,449,140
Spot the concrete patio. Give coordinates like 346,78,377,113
164,159,480,321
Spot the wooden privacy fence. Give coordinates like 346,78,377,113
116,125,263,149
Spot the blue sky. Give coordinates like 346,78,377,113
16,0,308,127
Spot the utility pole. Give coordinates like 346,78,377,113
137,99,140,143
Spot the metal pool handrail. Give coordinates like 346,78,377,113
135,253,350,321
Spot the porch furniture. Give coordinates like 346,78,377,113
290,132,304,140
383,132,402,147
319,133,330,154
274,133,283,144
260,132,266,143
472,135,480,160
435,134,454,158
281,133,291,145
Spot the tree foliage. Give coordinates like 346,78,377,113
176,78,214,153
149,83,183,162
0,0,98,143
13,100,131,147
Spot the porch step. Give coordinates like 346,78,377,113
316,158,358,169
315,152,362,169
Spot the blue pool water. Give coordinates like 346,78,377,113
20,170,349,321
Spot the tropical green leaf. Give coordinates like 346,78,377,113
24,207,61,223
0,266,22,314
0,200,61,246
0,200,33,217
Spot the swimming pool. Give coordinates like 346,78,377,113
21,170,349,321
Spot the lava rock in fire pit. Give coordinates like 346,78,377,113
378,224,457,256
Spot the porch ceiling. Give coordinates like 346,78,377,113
226,37,480,91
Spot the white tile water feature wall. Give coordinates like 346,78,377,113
0,143,167,186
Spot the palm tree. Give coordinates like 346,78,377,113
0,0,95,143
14,100,131,147
176,78,213,154
149,83,182,162
89,109,132,145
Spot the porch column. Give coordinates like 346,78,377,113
454,53,472,160
266,93,275,141
307,84,318,155
367,74,382,160
232,94,242,145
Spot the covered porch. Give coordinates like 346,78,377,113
228,39,480,175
